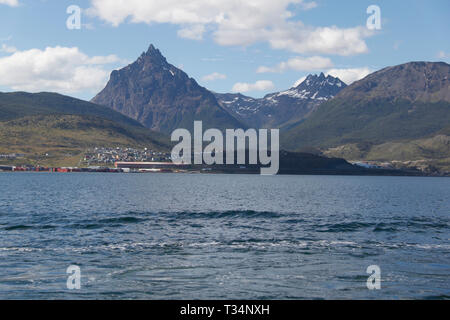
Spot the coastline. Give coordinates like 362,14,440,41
0,165,443,177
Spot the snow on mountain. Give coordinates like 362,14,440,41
215,73,347,128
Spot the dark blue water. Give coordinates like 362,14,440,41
0,173,448,299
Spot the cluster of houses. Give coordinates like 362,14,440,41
82,147,171,165
0,147,174,173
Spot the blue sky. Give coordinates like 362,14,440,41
0,0,449,100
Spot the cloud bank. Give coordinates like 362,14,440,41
201,72,227,82
88,0,372,56
232,80,274,93
0,46,122,93
0,44,17,53
257,56,333,73
0,0,18,6
325,67,372,85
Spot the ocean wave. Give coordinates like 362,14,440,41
1,211,284,232
97,216,145,224
315,222,372,233
168,210,282,219
312,219,449,233
2,211,448,234
1,239,448,255
3,225,33,231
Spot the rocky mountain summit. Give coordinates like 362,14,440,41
92,45,243,134
282,62,450,169
215,73,347,128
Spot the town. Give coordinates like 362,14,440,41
0,147,174,173
82,147,171,166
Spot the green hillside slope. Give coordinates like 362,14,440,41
0,91,146,127
282,98,450,149
0,114,169,167
281,62,450,174
0,92,170,166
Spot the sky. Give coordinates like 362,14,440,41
0,0,449,100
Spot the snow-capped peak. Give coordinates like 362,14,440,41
280,73,347,101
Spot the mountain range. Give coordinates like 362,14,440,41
1,44,449,174
0,92,169,166
92,46,449,173
214,73,347,129
92,45,348,133
283,61,450,148
92,45,244,134
0,90,374,175
281,62,450,173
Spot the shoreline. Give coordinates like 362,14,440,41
0,167,446,177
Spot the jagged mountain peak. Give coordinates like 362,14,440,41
134,43,168,67
298,73,346,90
146,44,158,54
92,44,243,134
282,61,450,151
317,72,326,80
272,73,347,101
215,73,347,128
302,72,326,84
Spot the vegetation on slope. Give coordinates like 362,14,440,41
0,92,170,167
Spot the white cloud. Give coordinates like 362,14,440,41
0,44,17,53
87,54,124,64
325,67,372,85
0,0,19,6
201,72,227,82
88,0,373,56
248,24,373,56
0,46,122,93
257,56,333,73
177,24,205,40
232,80,274,93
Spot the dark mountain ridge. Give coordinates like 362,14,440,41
215,73,347,129
0,91,170,166
92,45,244,134
281,61,450,174
0,91,143,128
337,61,450,102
